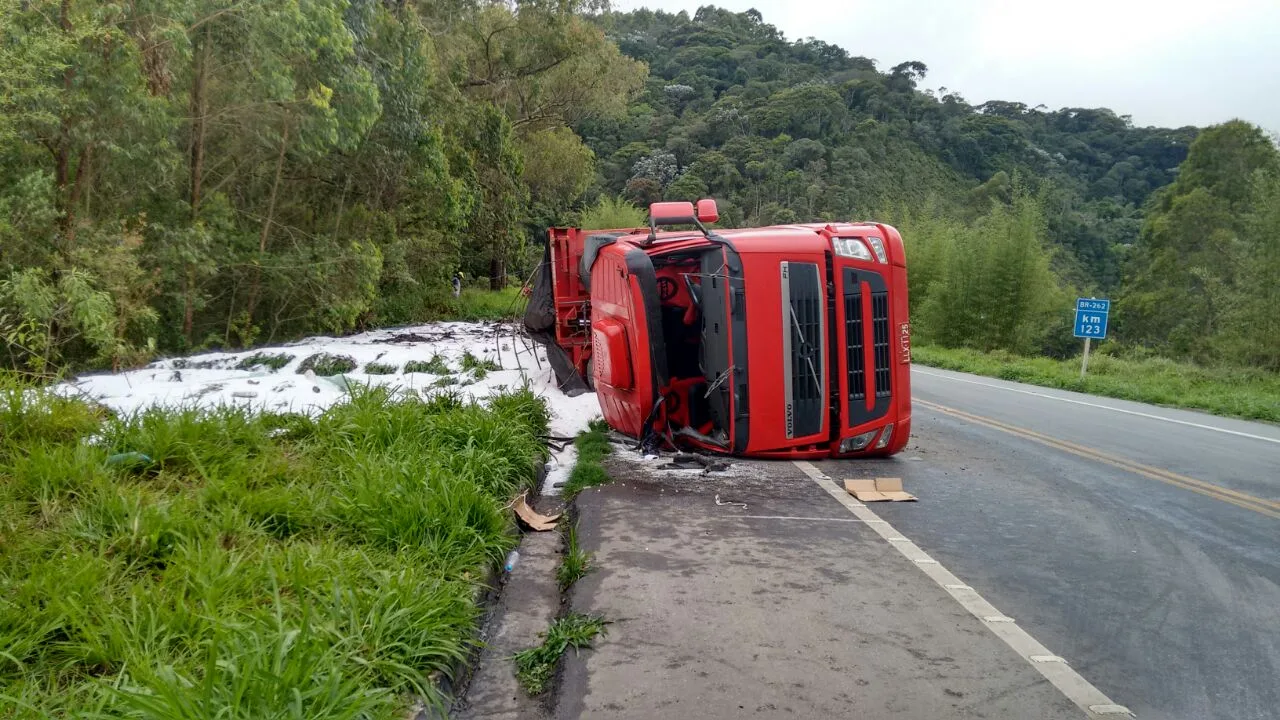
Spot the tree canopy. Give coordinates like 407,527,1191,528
3,2,1275,374
583,6,1197,291
0,0,641,373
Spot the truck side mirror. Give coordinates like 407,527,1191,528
646,200,715,244
696,199,719,224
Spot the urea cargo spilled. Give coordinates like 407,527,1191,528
524,198,912,458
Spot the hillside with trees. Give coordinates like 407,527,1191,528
2,1,1278,375
585,7,1197,290
0,0,643,374
582,7,1278,367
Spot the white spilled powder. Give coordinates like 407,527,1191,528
541,444,577,497
58,322,602,495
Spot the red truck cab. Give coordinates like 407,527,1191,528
525,200,910,458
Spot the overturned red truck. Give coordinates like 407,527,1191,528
524,199,911,458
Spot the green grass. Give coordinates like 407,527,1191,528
555,522,592,591
377,287,524,330
512,613,606,696
578,195,646,231
461,351,500,374
169,357,220,370
561,420,613,497
235,352,294,371
461,352,500,382
363,361,399,375
913,344,1280,423
0,373,550,717
405,354,450,375
449,287,525,322
297,353,358,377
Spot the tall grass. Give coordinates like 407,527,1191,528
561,420,613,497
556,522,592,591
448,287,525,322
913,344,1280,422
578,196,646,231
0,375,550,716
512,614,606,696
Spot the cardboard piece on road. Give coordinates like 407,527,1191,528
513,492,561,531
844,477,917,502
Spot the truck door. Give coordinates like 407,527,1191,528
588,245,668,439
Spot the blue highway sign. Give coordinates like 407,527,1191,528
1074,298,1110,339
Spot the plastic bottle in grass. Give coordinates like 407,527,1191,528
106,452,152,470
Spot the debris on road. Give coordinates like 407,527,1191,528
714,494,747,509
656,452,731,473
845,477,917,502
514,492,562,531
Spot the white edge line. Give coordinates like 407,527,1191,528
728,514,862,522
914,368,1280,446
793,460,1133,719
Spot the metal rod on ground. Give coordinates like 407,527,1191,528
516,328,542,371
1080,336,1091,380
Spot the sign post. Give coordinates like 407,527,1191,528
1073,298,1110,379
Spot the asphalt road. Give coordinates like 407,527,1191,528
558,456,1085,720
491,366,1279,720
815,366,1280,720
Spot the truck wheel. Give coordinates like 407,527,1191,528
585,358,596,391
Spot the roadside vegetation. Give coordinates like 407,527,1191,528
512,614,607,696
406,354,451,375
914,345,1280,423
235,352,294,372
297,352,358,377
578,195,647,230
449,287,527,322
4,3,1276,413
363,361,399,375
556,522,593,591
561,420,614,497
0,375,550,716
461,351,502,374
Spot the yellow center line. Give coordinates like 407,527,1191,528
917,398,1280,520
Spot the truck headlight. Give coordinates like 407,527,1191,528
865,236,887,264
839,430,878,453
833,238,873,261
874,423,894,449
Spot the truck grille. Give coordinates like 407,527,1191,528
844,292,865,404
844,268,892,426
872,291,891,398
781,262,825,438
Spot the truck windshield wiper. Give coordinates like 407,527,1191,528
704,365,736,398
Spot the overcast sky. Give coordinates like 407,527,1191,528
614,0,1280,132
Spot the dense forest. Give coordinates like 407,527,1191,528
0,0,644,373
586,8,1196,288
2,1,1278,374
